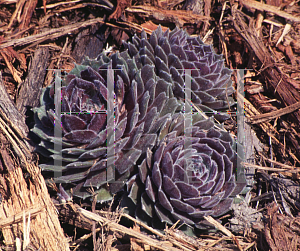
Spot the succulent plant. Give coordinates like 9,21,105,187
32,45,182,200
124,112,246,228
32,25,242,210
123,26,235,121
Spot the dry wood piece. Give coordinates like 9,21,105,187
203,216,243,251
204,216,233,238
243,162,300,173
18,0,38,30
0,17,106,49
240,0,300,23
108,0,132,20
16,47,50,115
125,5,210,27
247,101,300,124
57,202,95,231
0,50,22,84
0,74,69,250
264,202,300,251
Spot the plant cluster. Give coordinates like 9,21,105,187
32,26,246,228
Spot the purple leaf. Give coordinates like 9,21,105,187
163,175,180,199
175,181,199,198
158,188,173,212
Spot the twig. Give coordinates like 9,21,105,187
203,216,243,251
0,51,22,84
203,216,233,237
36,0,113,10
258,153,299,170
125,5,210,27
121,213,165,238
199,236,227,250
77,206,188,251
0,18,120,49
243,162,300,173
276,23,291,47
247,101,300,124
244,242,256,250
116,20,153,34
240,0,300,23
70,227,102,246
36,0,83,9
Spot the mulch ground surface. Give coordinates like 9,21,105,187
0,0,300,250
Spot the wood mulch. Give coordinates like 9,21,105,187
0,0,300,250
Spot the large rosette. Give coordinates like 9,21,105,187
125,113,246,228
123,26,235,121
32,54,182,200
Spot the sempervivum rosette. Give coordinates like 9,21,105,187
123,26,235,121
32,51,182,200
125,113,246,228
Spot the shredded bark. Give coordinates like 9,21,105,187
264,203,300,251
0,0,300,250
0,74,70,250
108,0,132,21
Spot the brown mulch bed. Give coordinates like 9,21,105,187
0,0,300,250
